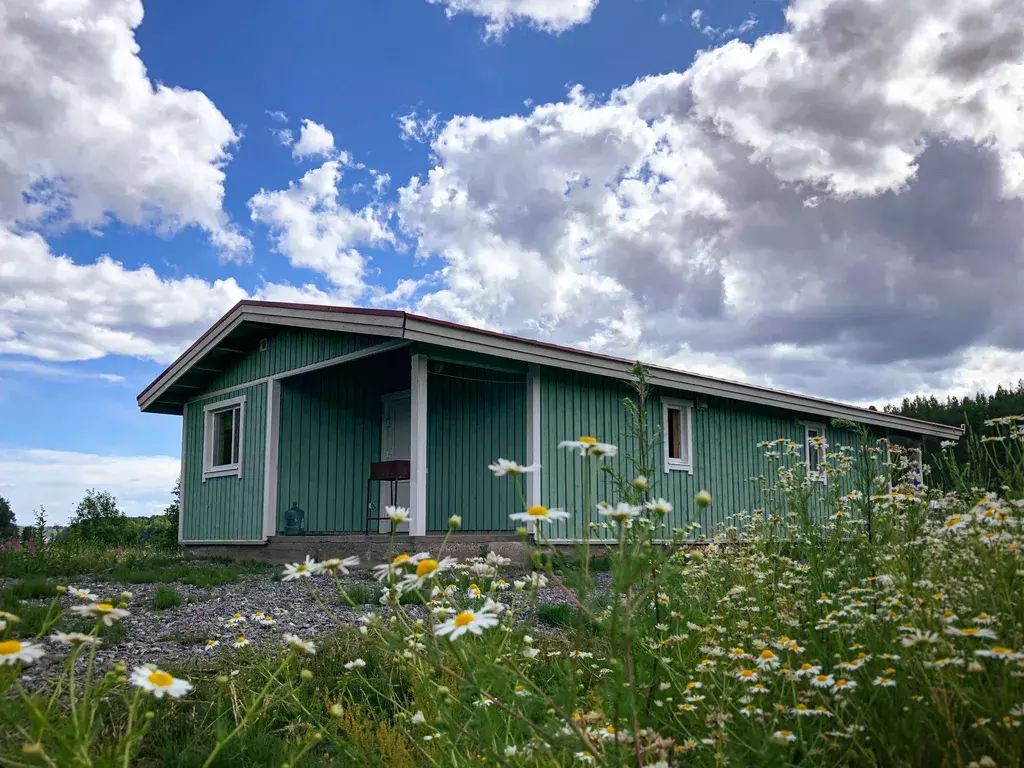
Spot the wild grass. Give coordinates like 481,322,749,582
2,383,1023,766
153,585,183,610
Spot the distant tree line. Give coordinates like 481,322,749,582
886,380,1024,491
0,479,180,549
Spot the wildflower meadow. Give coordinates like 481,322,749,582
1,371,1022,766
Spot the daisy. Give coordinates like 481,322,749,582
205,639,219,651
284,634,315,655
645,498,673,516
793,663,821,678
344,658,367,670
372,552,424,581
975,646,1020,660
487,459,538,477
727,647,748,660
946,626,997,639
399,556,457,592
435,608,500,641
558,436,618,459
228,612,248,624
831,678,857,693
232,636,250,648
509,505,570,524
67,586,98,601
385,506,410,524
49,632,100,647
810,673,835,689
281,556,318,581
597,502,641,522
941,514,969,533
130,666,193,699
70,602,129,626
316,556,360,575
873,676,896,687
736,668,759,682
756,650,780,670
0,639,45,665
772,730,797,743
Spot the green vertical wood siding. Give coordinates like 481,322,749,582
206,328,387,391
274,351,410,533
182,383,267,541
538,367,873,540
426,364,527,532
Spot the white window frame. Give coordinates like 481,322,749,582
203,395,246,481
662,397,693,474
804,422,826,484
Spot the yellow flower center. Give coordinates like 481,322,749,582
604,725,615,734
760,650,775,660
416,559,439,578
944,516,963,528
236,637,246,643
527,505,549,517
96,603,113,612
296,563,308,572
836,679,848,687
815,675,828,682
778,730,792,737
148,671,174,688
578,436,597,444
233,613,243,619
961,627,979,635
392,554,410,565
800,663,812,671
739,669,755,678
0,639,22,655
778,636,790,643
731,648,744,655
795,704,808,711
453,611,476,628
993,646,1012,654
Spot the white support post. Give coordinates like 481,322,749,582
525,365,542,536
262,378,281,540
178,403,188,544
410,354,429,537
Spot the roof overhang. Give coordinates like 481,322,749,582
138,301,964,440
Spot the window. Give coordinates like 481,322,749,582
805,422,826,483
203,396,245,480
662,397,693,474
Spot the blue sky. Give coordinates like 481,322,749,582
2,0,1024,523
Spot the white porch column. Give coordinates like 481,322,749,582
410,354,429,537
262,378,282,540
526,365,542,535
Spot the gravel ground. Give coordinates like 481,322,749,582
13,569,602,680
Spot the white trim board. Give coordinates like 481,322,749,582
262,379,282,539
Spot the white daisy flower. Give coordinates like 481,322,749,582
49,632,100,647
755,650,780,670
344,658,367,670
284,634,316,655
316,556,360,575
487,459,538,476
509,505,570,523
372,552,427,581
130,666,193,699
645,498,673,516
945,626,998,639
810,673,835,689
67,586,98,601
597,502,641,522
0,639,45,665
70,602,130,626
873,676,896,687
772,730,797,743
410,710,425,724
385,506,410,524
281,556,318,581
398,556,457,592
205,639,219,651
435,609,500,641
232,636,250,648
558,437,618,459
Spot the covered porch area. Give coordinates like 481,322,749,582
265,345,541,538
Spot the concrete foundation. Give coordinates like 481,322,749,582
184,533,531,567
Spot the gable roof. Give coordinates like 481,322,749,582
138,300,963,439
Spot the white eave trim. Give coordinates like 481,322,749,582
140,304,963,441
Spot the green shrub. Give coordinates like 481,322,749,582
153,585,182,610
342,583,380,605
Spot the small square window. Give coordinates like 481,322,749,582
662,397,693,473
203,396,245,480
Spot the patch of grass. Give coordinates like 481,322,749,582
153,585,182,610
341,583,380,605
536,603,576,626
6,576,59,600
163,632,211,646
109,563,245,587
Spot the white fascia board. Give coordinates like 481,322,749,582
402,318,962,440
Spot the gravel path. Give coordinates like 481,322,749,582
14,570,599,679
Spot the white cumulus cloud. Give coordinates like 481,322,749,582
0,0,249,256
426,0,599,36
292,119,337,160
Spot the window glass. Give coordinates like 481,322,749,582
668,407,682,460
213,408,236,467
807,428,821,473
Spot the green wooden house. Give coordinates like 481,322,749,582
138,301,961,549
